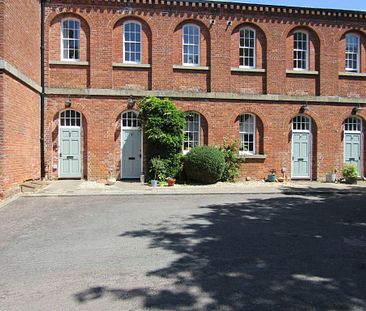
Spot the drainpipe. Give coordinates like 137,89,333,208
40,0,46,178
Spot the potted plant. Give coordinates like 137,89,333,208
325,168,337,183
166,177,176,187
267,169,276,182
150,157,166,188
342,163,358,184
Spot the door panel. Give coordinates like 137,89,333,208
122,130,141,179
344,133,362,177
60,128,82,178
292,132,310,178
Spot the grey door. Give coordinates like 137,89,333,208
344,133,362,177
122,129,141,179
292,132,310,178
59,128,82,178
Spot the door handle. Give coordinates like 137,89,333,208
129,157,136,160
60,153,62,157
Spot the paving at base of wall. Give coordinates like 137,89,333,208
24,179,366,197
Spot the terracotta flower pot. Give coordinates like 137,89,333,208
167,178,176,187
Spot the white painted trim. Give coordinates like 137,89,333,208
293,30,309,71
291,115,312,179
183,111,201,154
60,18,81,62
182,24,201,66
121,110,143,179
58,109,82,179
123,20,142,65
345,33,360,73
239,27,256,69
239,113,256,155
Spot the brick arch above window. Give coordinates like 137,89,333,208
49,13,90,63
339,30,366,73
112,17,152,65
231,23,267,69
286,26,320,72
173,20,211,67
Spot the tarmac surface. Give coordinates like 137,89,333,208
0,192,366,310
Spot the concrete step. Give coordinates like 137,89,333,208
20,180,49,193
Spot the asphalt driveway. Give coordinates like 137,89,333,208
0,193,366,310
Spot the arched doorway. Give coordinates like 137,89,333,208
291,115,312,179
121,111,142,179
59,109,82,178
344,116,363,177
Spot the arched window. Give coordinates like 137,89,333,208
292,115,311,131
239,28,256,68
122,111,140,128
182,24,200,66
60,109,81,127
293,31,309,70
61,19,80,61
183,112,200,153
123,21,142,64
345,33,360,72
344,116,362,132
239,114,256,155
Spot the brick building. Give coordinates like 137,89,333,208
1,0,366,197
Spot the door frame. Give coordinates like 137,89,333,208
291,115,312,179
58,110,82,179
121,111,143,179
344,116,363,178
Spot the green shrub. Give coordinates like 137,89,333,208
184,145,225,184
342,163,358,181
150,157,167,181
138,96,185,180
219,141,244,182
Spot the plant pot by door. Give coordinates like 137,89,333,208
151,180,158,188
167,178,176,187
325,173,336,183
267,174,276,182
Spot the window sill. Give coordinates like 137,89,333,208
240,154,267,159
49,60,89,66
286,70,319,76
339,72,366,78
113,63,151,69
173,65,210,71
231,67,266,73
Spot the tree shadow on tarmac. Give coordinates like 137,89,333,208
75,190,366,310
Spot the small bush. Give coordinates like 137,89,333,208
184,146,225,184
342,163,358,181
219,141,244,182
150,157,167,181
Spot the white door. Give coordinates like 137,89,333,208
121,111,142,179
59,110,82,178
291,115,311,179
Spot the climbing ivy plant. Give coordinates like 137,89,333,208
138,96,185,179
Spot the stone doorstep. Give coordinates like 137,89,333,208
20,180,50,193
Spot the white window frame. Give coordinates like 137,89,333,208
293,30,309,71
123,21,142,64
59,109,82,128
344,116,362,133
61,18,81,61
345,33,360,73
239,27,256,69
121,110,141,130
239,114,256,155
292,115,311,132
183,112,200,154
182,24,200,66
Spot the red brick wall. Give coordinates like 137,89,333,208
41,2,366,182
44,96,366,181
2,0,40,83
0,0,41,198
0,75,40,198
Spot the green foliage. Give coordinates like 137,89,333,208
149,157,167,181
184,145,225,184
218,141,245,182
139,97,185,180
342,163,358,181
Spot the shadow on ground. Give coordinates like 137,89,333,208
75,191,366,310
